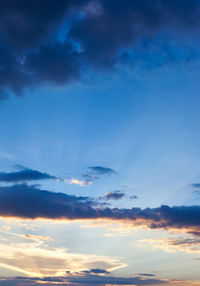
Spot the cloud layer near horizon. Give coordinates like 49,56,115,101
0,274,167,286
0,184,200,235
0,0,200,97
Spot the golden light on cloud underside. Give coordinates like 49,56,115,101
136,236,200,256
0,238,127,277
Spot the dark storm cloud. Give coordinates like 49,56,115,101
101,191,125,200
0,274,167,285
0,0,86,96
0,167,56,182
0,184,200,235
69,0,200,67
25,41,81,85
0,0,85,50
0,0,200,97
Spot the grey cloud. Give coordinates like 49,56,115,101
88,166,116,176
101,191,125,200
130,195,138,200
0,166,56,182
138,274,156,277
0,274,167,285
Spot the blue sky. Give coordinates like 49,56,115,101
0,1,200,285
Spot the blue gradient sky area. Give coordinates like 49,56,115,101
0,1,200,285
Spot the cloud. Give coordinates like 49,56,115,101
0,277,199,286
61,165,116,187
0,184,200,235
25,41,81,85
24,234,52,242
191,183,200,189
0,165,116,186
69,0,200,67
0,167,56,182
0,274,167,286
137,235,200,255
0,184,96,219
64,177,93,186
100,191,125,200
88,166,116,176
81,268,110,274
0,239,124,277
0,0,199,96
130,195,138,200
138,274,156,277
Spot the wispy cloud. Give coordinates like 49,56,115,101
0,148,13,160
0,239,125,277
88,166,117,176
191,183,200,189
137,236,200,255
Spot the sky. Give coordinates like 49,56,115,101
0,0,200,285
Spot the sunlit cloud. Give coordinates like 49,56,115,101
136,235,200,255
0,239,126,277
64,177,93,186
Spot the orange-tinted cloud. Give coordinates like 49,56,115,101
0,184,200,235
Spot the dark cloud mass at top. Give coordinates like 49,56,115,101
0,0,200,97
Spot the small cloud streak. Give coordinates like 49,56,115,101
64,178,93,186
138,274,156,277
89,166,117,176
100,191,125,200
137,235,200,255
24,234,52,242
130,195,138,200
